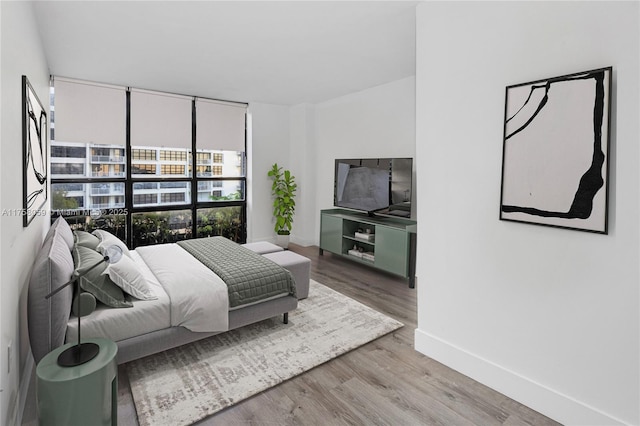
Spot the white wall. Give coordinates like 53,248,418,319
249,77,416,246
415,2,639,425
0,2,51,425
312,77,416,243
289,104,317,246
247,103,291,243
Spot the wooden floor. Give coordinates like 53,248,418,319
118,243,560,426
25,243,561,426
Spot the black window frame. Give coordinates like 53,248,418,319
51,84,248,248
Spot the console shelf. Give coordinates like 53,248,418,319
319,208,417,288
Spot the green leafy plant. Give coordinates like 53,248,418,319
268,163,297,235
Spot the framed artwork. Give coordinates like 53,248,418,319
499,67,612,234
22,75,48,227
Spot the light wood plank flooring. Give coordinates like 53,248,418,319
25,244,561,425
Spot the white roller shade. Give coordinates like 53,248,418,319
54,78,126,145
131,89,192,149
196,99,246,152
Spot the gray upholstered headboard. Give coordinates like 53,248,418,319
27,217,74,364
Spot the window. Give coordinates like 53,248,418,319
196,207,244,240
68,196,84,208
92,164,124,177
56,183,83,192
160,164,186,175
133,182,157,190
131,210,192,247
161,193,186,204
91,196,124,208
51,145,86,158
196,166,212,177
132,149,156,161
91,147,124,162
159,182,188,189
91,183,124,195
52,183,126,211
132,164,156,175
134,194,157,205
196,152,211,163
51,79,247,248
160,150,187,161
133,182,192,207
51,163,84,175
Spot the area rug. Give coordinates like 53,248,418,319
127,280,403,426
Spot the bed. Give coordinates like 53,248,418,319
27,217,300,365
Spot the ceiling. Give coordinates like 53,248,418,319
33,1,417,105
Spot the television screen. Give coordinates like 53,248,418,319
334,158,412,218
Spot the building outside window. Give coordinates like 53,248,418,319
50,78,247,247
51,145,85,158
51,163,84,175
132,149,156,161
131,164,156,175
160,164,186,175
133,194,157,206
160,193,186,204
160,150,187,161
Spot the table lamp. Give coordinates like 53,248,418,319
44,245,123,367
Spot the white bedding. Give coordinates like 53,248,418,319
67,250,170,343
67,244,229,343
136,243,229,332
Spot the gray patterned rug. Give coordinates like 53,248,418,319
127,280,403,426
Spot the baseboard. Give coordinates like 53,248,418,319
16,350,34,426
414,328,625,426
290,235,315,247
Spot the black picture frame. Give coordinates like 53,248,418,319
22,75,48,227
499,67,612,234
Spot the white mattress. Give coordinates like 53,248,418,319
66,250,171,343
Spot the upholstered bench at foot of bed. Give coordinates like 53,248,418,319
242,241,284,255
263,251,310,299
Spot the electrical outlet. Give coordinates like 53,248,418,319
7,340,12,375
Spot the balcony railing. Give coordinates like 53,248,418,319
90,202,125,209
91,155,125,163
91,172,126,178
91,187,125,195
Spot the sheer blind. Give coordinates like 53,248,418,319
130,89,192,149
196,99,246,152
53,78,126,145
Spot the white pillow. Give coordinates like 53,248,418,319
102,255,157,300
92,229,131,259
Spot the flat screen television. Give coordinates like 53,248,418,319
334,158,413,218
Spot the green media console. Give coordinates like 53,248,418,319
319,209,417,287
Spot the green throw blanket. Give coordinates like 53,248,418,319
177,237,296,307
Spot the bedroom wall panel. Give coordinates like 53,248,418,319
0,2,51,425
414,2,639,425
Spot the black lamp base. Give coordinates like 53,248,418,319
57,342,100,367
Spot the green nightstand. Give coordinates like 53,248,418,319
36,338,118,426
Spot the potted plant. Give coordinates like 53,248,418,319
268,163,297,248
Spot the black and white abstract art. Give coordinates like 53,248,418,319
499,67,612,234
22,75,48,227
